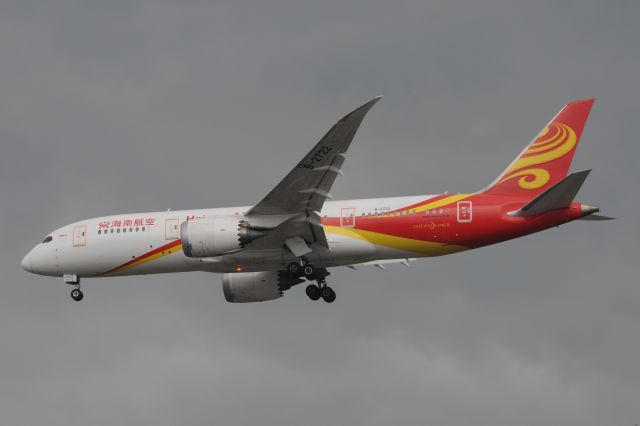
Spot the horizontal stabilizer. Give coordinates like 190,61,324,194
511,169,591,216
577,214,616,221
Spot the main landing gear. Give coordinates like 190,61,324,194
305,282,336,303
287,262,336,303
64,275,83,302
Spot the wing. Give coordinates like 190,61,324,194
242,97,381,254
246,96,381,216
242,213,325,256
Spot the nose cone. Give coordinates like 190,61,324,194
21,242,61,277
21,251,33,273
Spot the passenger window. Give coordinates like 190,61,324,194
42,236,53,243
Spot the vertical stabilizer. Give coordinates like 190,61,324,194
483,99,595,197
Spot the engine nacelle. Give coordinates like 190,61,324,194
222,271,284,303
181,216,241,258
181,216,268,258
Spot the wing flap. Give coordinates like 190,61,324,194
284,236,312,257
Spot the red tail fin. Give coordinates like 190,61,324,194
483,99,595,197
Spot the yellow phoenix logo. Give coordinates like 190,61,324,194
498,122,577,190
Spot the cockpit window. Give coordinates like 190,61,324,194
42,236,53,244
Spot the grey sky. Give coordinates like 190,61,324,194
1,0,639,425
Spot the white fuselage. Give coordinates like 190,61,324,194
22,195,438,278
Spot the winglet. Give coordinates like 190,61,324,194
336,96,382,125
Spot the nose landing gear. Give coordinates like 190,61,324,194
64,275,83,302
70,287,84,301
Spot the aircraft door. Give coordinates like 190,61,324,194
452,200,473,244
340,207,356,228
165,218,179,240
457,201,472,223
72,225,87,247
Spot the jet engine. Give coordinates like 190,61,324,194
222,271,303,303
181,217,267,258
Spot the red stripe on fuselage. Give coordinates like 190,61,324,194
101,239,182,275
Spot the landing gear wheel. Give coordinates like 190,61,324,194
287,262,301,275
305,284,321,301
321,286,336,303
303,264,315,279
70,288,84,302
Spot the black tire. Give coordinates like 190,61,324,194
321,287,336,303
303,264,315,279
287,262,300,275
71,288,84,302
305,284,321,301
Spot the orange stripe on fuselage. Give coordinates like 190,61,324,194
323,194,473,254
324,225,468,256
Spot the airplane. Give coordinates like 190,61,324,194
21,97,613,303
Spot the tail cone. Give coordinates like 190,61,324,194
580,203,600,217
